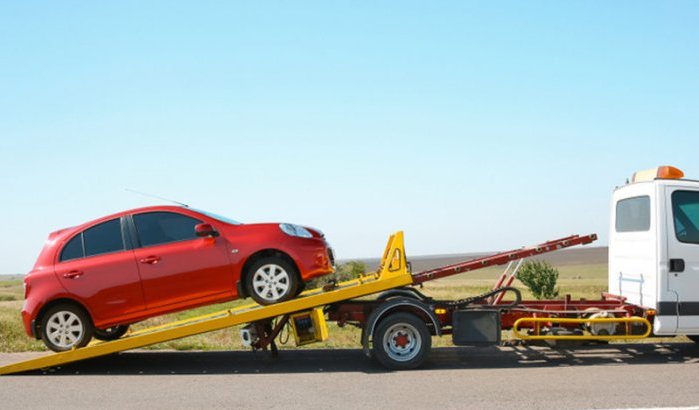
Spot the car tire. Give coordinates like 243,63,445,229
246,256,300,305
372,312,431,370
295,281,306,296
93,325,130,341
40,303,94,352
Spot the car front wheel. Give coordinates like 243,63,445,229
246,256,300,305
40,303,93,352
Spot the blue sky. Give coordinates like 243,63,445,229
1,2,697,274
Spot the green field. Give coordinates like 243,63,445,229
0,262,617,353
0,279,45,352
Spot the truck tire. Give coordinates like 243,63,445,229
372,312,431,370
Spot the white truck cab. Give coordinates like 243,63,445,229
609,166,699,336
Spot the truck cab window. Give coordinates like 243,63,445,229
615,196,650,232
672,190,699,244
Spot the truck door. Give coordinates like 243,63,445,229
665,187,699,334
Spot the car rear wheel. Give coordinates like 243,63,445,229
40,304,93,352
246,256,300,305
94,325,130,341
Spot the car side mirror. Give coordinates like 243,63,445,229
195,223,219,238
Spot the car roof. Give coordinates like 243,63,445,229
50,205,190,240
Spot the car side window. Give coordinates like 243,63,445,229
133,212,202,247
60,234,85,262
83,219,125,257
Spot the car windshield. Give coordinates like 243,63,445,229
193,209,242,225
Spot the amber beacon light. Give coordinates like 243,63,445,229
631,166,684,183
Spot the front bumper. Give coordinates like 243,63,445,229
293,240,335,281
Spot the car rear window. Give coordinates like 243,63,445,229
83,219,125,257
60,234,84,262
133,212,201,247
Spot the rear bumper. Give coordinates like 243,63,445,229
21,300,37,338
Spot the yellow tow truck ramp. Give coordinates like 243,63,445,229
0,232,413,375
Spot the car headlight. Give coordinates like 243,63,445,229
279,223,313,238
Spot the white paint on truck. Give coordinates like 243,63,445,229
608,168,699,336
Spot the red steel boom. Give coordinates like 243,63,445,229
410,234,598,285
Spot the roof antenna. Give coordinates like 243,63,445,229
125,188,190,208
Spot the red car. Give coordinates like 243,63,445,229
22,206,334,352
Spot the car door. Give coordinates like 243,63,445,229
54,217,146,324
665,187,699,334
130,211,234,309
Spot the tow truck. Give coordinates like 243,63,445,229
1,165,697,374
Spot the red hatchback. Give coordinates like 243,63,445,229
22,206,334,351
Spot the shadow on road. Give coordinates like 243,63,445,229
17,342,699,376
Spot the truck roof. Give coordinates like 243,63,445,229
616,166,699,191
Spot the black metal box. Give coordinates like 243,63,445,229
451,309,501,346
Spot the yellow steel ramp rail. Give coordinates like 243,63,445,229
0,232,412,375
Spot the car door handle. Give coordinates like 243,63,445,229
670,259,685,273
139,255,162,265
63,270,83,279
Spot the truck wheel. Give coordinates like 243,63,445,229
372,312,431,370
40,303,93,352
94,325,130,341
246,256,300,305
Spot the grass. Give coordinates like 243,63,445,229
0,262,691,352
0,306,45,352
0,279,44,352
0,279,22,303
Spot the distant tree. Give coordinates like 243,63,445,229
307,261,368,289
517,260,560,300
341,261,368,280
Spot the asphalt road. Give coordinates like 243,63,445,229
1,343,699,410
